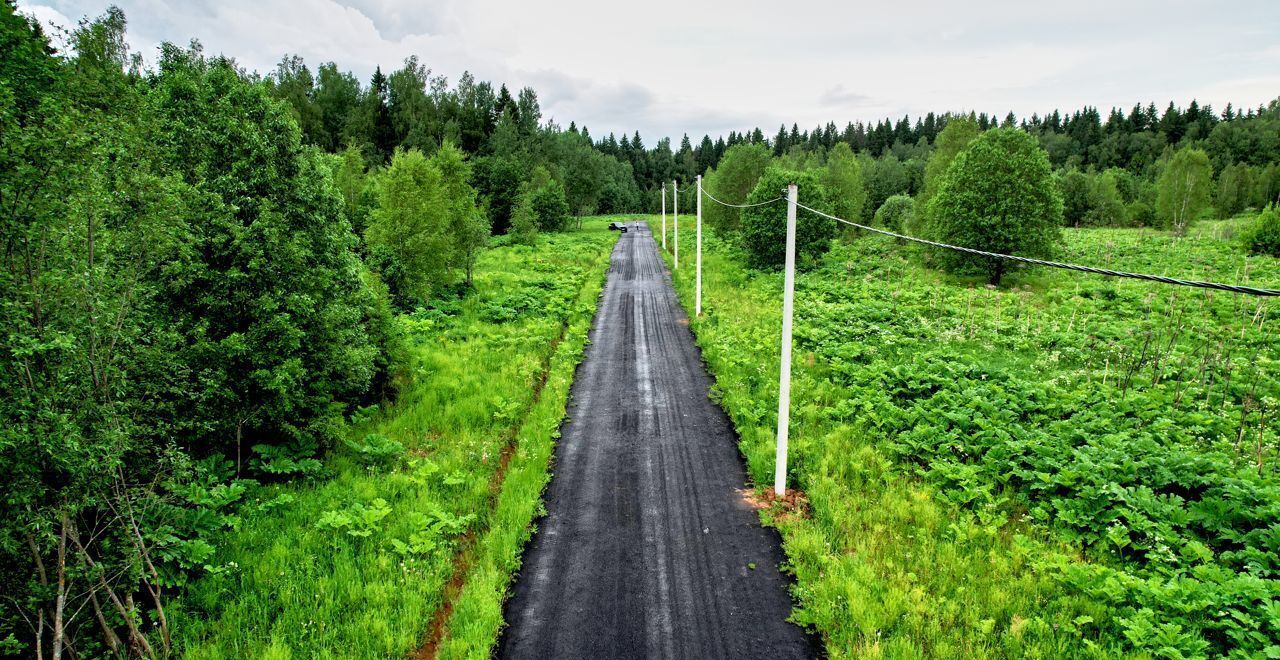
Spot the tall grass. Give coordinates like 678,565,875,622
171,219,617,659
652,216,1279,658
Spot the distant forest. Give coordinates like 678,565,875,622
265,50,1280,221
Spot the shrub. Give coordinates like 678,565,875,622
873,194,914,232
1241,204,1280,257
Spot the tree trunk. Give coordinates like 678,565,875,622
119,476,171,654
68,526,154,658
88,590,122,656
988,259,1005,286
52,514,68,660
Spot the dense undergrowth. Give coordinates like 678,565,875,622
171,219,616,658
656,216,1280,658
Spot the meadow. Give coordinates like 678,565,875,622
171,219,617,659
656,216,1280,658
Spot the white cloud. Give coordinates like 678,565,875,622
16,0,1280,144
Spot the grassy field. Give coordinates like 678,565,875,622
171,218,618,659
654,216,1280,658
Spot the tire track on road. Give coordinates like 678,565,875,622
499,223,817,659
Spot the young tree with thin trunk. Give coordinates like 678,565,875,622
1156,147,1213,234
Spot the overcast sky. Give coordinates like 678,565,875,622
18,0,1280,145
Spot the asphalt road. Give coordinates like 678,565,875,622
499,223,817,660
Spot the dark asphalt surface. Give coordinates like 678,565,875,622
499,223,817,660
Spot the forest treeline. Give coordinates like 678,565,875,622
265,35,1280,226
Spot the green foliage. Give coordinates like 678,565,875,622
1156,147,1213,234
508,189,539,245
472,156,523,234
665,216,1280,658
926,127,1064,284
148,45,388,457
316,497,393,539
1215,162,1254,218
1059,170,1093,226
704,142,771,234
174,219,616,658
251,439,324,477
874,194,915,232
431,141,490,286
364,144,489,299
919,116,979,212
741,167,836,269
1088,169,1129,227
366,148,450,303
527,166,571,232
550,130,607,219
820,143,867,225
1060,169,1130,228
1241,204,1280,257
341,433,405,466
0,15,398,655
862,153,912,220
333,145,374,235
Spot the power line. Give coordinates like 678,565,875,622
792,201,1280,297
700,188,785,209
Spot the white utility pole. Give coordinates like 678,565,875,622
661,184,667,250
673,180,679,269
774,183,798,496
695,174,703,316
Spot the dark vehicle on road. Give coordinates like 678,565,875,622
608,221,628,232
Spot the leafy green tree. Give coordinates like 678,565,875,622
863,154,910,221
553,130,606,223
272,55,322,145
487,107,525,162
1086,169,1128,226
365,149,450,303
1155,146,1212,234
0,10,188,654
1254,163,1280,208
874,194,915,232
704,142,770,234
595,158,641,214
148,45,386,462
1059,170,1093,226
387,55,437,152
919,116,979,212
430,141,489,286
527,165,570,232
314,62,360,151
741,167,836,269
509,188,539,245
1216,162,1254,218
925,128,1063,284
472,155,523,234
332,145,373,235
354,66,395,163
820,143,867,224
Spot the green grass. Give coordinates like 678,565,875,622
171,218,617,659
431,218,640,658
651,216,1280,658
